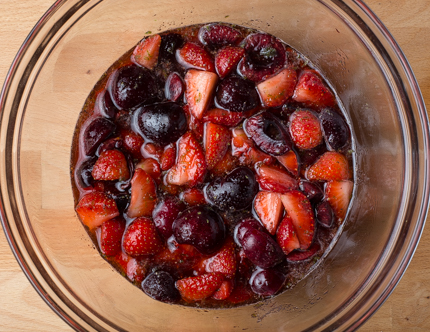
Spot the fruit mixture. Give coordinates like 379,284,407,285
71,23,354,307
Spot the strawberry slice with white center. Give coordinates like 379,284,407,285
257,67,297,108
215,46,245,78
306,151,350,181
166,132,207,186
281,190,315,250
185,69,218,119
176,272,225,301
253,191,284,235
325,180,353,223
132,34,162,70
76,191,119,230
127,168,157,218
204,122,231,170
276,214,301,255
256,164,299,194
203,238,237,278
292,69,336,108
276,150,299,177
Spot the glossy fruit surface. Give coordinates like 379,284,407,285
215,76,259,113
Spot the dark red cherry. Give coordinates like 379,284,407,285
96,137,123,156
165,72,184,102
135,102,187,146
83,117,116,156
238,33,286,82
299,180,324,205
298,144,327,169
109,64,159,110
153,196,186,240
172,206,226,255
238,227,284,268
319,109,350,151
244,111,292,156
205,167,259,211
198,23,242,49
215,76,259,113
159,33,185,61
286,242,320,262
141,271,180,303
250,267,286,296
234,218,265,245
316,201,334,228
77,157,97,188
98,90,118,119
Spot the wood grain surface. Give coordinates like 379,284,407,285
0,1,429,331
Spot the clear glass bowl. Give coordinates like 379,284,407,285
0,0,428,331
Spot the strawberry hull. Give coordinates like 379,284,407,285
71,22,354,308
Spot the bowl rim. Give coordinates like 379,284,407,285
0,0,428,331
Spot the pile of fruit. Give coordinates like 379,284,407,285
72,23,353,307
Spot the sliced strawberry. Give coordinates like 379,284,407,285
176,272,224,301
204,122,231,170
156,243,200,271
142,142,163,161
292,69,336,109
276,150,299,177
99,217,125,256
257,67,297,108
202,108,244,127
256,164,299,193
203,238,237,278
120,129,145,159
165,72,184,102
281,190,315,250
227,284,253,304
211,149,237,176
325,180,353,223
76,192,119,230
122,217,163,256
125,257,147,283
132,34,162,70
253,191,283,235
289,109,323,150
185,69,218,119
177,42,215,72
166,132,207,187
127,168,157,218
212,280,234,300
306,151,349,181
91,149,130,181
231,128,273,166
160,143,176,171
215,46,245,78
276,214,300,255
180,187,206,206
136,158,161,180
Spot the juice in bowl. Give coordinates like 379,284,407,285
71,22,354,308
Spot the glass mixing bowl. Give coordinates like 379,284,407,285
0,0,428,331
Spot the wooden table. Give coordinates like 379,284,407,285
0,1,429,331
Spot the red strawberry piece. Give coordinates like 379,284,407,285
204,122,231,170
126,258,147,283
306,151,350,181
185,69,218,119
176,272,224,301
256,164,299,193
156,243,200,271
203,238,237,278
231,128,273,166
292,69,336,109
166,132,207,187
132,34,162,70
325,180,353,223
286,241,320,262
253,191,283,235
99,217,125,256
276,150,299,177
227,284,253,304
136,158,161,180
211,149,237,176
202,108,244,127
276,214,300,255
160,143,176,171
281,190,315,250
120,129,144,159
198,23,242,49
257,67,297,107
177,42,215,72
215,46,245,78
91,149,130,181
123,217,163,256
165,72,184,102
289,109,323,150
212,280,234,300
76,191,119,230
180,187,207,206
127,168,157,218
142,142,163,161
